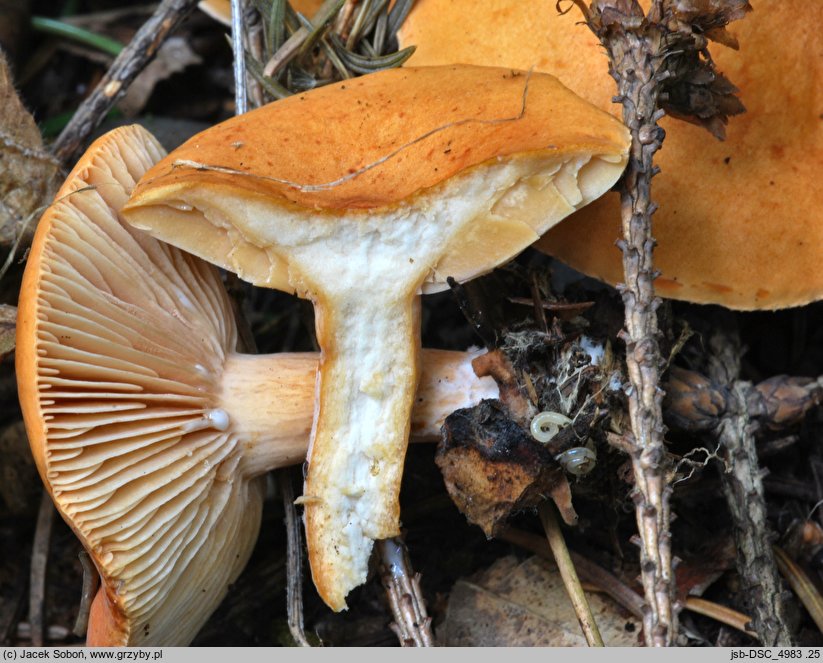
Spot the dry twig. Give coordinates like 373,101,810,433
28,492,55,647
709,331,795,646
281,470,311,646
773,546,823,635
376,538,434,647
683,597,755,639
51,0,199,164
570,0,750,644
572,1,675,643
538,502,604,646
501,527,645,620
230,0,249,114
72,551,99,638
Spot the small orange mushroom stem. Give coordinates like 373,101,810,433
221,348,498,478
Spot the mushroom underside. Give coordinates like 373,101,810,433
17,126,262,645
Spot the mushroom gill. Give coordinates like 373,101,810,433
17,125,261,646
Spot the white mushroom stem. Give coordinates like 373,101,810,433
220,348,499,478
303,292,422,609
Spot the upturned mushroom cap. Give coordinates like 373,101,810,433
123,65,630,292
399,0,823,310
123,64,629,610
17,123,500,642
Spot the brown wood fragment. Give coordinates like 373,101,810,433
437,400,575,537
376,538,434,647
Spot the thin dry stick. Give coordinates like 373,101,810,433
72,551,99,638
244,14,265,108
262,27,309,78
281,471,311,646
683,597,756,639
28,492,55,647
51,0,199,165
230,0,248,114
573,0,673,645
503,526,645,617
538,502,604,647
376,538,434,647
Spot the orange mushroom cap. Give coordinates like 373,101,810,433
198,0,324,25
399,0,823,310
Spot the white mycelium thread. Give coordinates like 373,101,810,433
26,127,261,646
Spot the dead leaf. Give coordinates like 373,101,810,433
0,304,14,357
0,49,59,248
117,37,202,117
674,538,737,602
440,555,641,646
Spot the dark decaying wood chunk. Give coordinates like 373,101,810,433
436,400,576,537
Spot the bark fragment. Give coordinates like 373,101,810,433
437,400,577,537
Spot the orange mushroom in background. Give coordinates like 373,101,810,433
198,0,324,25
398,0,823,310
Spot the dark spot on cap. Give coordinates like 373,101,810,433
723,156,731,164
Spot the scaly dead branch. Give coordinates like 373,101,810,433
568,0,751,646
